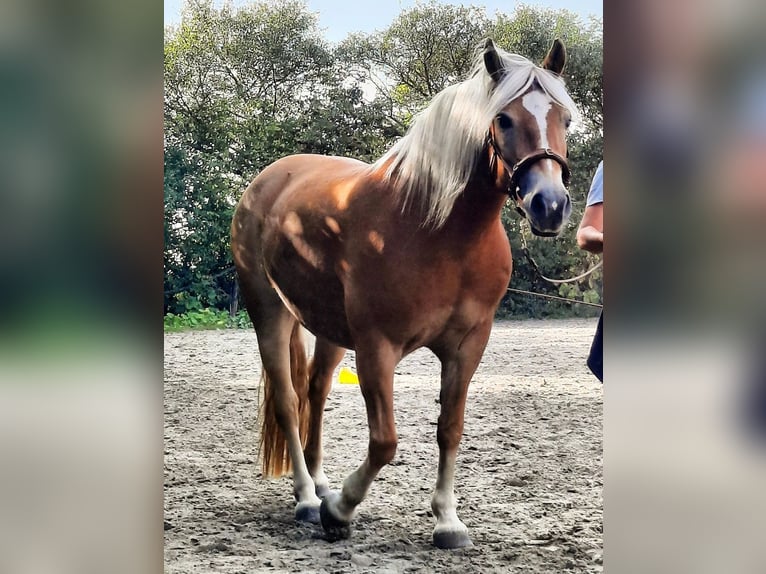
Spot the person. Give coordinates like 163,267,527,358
577,160,603,382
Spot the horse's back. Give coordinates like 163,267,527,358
250,154,369,205
234,153,372,242
232,154,374,347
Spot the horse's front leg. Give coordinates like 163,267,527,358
430,320,493,549
320,335,400,540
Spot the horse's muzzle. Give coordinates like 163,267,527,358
524,186,572,236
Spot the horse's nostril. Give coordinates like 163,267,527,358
530,193,547,217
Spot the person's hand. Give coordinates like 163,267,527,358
577,225,603,254
577,203,603,254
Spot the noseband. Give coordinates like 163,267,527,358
486,130,570,218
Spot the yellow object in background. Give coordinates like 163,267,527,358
338,367,359,385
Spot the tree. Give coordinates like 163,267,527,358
164,0,392,313
338,2,491,128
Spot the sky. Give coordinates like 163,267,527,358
164,0,602,42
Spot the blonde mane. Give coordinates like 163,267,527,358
373,43,580,228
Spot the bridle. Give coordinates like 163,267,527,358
486,127,571,219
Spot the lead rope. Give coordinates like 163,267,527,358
519,222,603,285
506,286,603,308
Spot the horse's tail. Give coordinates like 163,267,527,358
259,322,310,477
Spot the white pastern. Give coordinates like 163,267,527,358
431,451,468,534
312,464,330,493
330,460,376,522
283,425,321,511
521,91,553,149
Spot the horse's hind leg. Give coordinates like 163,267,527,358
304,337,345,498
257,311,324,522
239,270,322,523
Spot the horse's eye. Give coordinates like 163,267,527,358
496,114,513,130
564,116,572,129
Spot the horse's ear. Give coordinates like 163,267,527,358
483,38,505,83
542,38,566,75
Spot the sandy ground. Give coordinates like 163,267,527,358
164,319,603,573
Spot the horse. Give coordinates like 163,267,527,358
231,38,578,549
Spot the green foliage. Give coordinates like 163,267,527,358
164,0,391,314
498,203,602,319
164,1,603,321
338,2,491,127
164,309,252,331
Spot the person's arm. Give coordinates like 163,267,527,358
576,202,603,254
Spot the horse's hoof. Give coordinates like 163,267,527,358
295,503,321,524
433,529,473,549
320,496,351,541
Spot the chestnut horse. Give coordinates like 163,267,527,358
231,39,578,548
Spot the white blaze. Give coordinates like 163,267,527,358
522,90,555,174
522,90,553,148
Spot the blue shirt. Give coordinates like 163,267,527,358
586,161,603,206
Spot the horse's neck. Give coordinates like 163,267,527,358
444,154,509,233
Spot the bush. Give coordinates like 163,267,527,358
164,309,252,332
